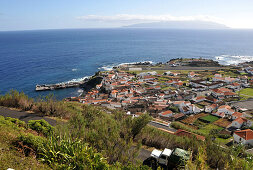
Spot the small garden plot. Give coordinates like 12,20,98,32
193,119,208,128
181,113,207,124
199,115,219,123
213,119,232,128
197,124,224,136
198,101,211,106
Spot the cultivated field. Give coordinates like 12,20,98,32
199,115,220,123
213,119,232,128
181,113,207,124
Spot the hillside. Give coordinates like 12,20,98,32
0,90,253,169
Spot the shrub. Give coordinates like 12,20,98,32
0,116,26,128
0,90,33,110
5,117,26,128
18,133,46,154
28,119,54,136
39,135,109,169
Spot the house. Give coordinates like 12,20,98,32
231,117,248,129
110,90,118,98
173,81,184,88
192,104,203,114
214,74,222,77
217,105,234,115
212,112,225,118
224,77,237,84
159,110,173,120
188,71,198,78
212,88,233,99
192,96,206,103
224,91,237,98
232,112,244,120
233,129,253,146
211,89,224,98
227,82,241,91
205,104,218,113
205,96,218,103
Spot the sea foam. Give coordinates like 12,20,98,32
215,55,253,65
99,61,154,71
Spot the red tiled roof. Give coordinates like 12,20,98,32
224,92,236,96
234,129,253,140
219,105,231,109
232,112,243,117
161,110,173,116
234,117,248,124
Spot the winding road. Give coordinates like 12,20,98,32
0,107,57,126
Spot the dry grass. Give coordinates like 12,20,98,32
213,119,232,128
181,113,207,124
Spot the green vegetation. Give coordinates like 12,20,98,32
27,119,54,136
197,124,223,136
238,88,253,97
199,115,220,123
0,116,50,169
1,90,253,169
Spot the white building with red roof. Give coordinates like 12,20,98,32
233,129,253,146
205,104,218,113
231,117,248,129
159,110,173,118
217,105,234,115
232,112,244,120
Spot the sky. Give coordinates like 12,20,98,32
1,0,253,31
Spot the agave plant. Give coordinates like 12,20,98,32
39,135,109,169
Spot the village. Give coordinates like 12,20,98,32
68,58,253,149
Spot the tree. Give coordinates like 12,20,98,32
131,114,152,139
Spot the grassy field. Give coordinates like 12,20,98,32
199,115,220,123
237,88,253,101
197,124,223,136
215,137,233,145
239,88,253,97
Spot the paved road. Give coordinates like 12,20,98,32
149,121,177,132
138,148,152,161
149,66,225,71
231,99,253,110
0,107,57,126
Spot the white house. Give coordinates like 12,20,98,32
205,104,217,113
217,105,234,115
231,117,248,129
159,110,173,118
192,96,206,103
231,112,244,120
233,129,253,146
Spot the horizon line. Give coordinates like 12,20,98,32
2,27,253,32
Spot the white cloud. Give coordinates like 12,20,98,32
77,14,223,23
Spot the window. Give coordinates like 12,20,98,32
160,155,167,160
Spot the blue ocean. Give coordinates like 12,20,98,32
1,28,253,99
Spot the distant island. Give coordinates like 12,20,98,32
124,20,229,29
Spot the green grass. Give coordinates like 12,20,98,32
0,116,50,170
199,115,220,123
239,88,253,97
215,137,232,145
197,124,223,136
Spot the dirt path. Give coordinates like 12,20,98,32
0,107,57,126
